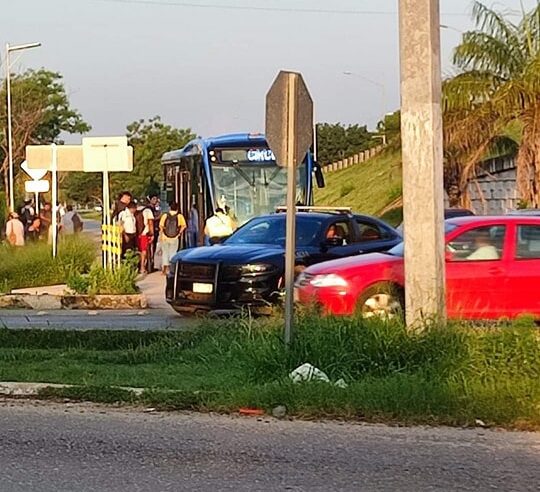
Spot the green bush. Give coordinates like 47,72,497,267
0,235,96,293
67,254,138,295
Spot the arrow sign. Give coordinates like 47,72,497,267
21,160,47,181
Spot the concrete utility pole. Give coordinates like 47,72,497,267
399,0,446,326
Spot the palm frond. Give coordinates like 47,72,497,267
453,31,524,76
471,1,520,45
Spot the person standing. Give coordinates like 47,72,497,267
61,205,79,235
19,200,35,239
148,194,161,253
111,191,133,221
136,203,155,274
118,201,138,256
186,203,199,248
159,202,186,275
39,203,52,242
204,207,234,245
5,212,25,246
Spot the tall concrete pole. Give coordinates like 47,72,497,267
399,0,446,326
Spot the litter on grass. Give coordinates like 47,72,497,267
289,363,348,388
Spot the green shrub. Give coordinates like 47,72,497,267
0,235,96,292
67,255,138,295
339,184,354,198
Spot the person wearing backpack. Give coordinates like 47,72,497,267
158,201,186,275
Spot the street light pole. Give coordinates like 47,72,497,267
5,41,41,212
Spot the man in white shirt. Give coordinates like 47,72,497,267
204,208,234,245
467,230,499,260
118,202,137,256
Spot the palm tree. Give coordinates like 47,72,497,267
443,1,540,207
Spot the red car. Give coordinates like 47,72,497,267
295,216,540,320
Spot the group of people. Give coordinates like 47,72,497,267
113,191,237,275
114,192,194,275
5,200,83,247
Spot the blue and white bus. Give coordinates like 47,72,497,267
161,133,324,242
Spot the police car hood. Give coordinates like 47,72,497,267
172,244,285,265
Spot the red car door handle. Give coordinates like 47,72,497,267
488,266,503,275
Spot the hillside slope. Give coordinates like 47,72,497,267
315,148,402,224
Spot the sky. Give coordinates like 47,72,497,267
1,0,536,140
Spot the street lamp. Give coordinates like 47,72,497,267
5,41,41,212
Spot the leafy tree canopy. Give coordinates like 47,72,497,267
112,116,196,200
0,69,90,206
316,123,375,164
443,1,540,206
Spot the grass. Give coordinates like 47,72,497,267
0,315,539,429
316,147,402,223
0,236,97,293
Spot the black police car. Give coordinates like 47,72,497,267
166,209,401,315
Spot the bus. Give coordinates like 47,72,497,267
161,132,324,243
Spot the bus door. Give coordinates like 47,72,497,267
176,171,191,248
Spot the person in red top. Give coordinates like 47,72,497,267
136,204,155,274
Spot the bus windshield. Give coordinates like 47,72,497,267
212,162,306,225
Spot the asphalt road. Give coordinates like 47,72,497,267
0,309,194,330
0,400,539,492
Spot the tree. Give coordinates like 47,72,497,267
0,69,90,208
316,123,375,164
444,1,540,206
114,116,196,199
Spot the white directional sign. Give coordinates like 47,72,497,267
21,160,47,181
82,136,133,172
25,179,50,193
26,145,84,171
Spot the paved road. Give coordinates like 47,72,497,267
0,309,194,330
0,400,539,491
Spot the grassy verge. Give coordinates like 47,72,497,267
0,236,97,293
0,316,539,429
315,147,402,223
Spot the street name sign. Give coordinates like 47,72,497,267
26,145,84,171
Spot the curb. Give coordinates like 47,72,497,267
0,382,144,397
0,294,148,311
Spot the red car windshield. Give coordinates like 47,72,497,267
387,222,459,257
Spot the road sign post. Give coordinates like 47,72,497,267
399,0,446,327
82,137,133,269
266,71,313,344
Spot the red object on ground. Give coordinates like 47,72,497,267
238,408,265,416
296,216,540,320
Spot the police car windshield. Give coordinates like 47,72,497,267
225,216,323,247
